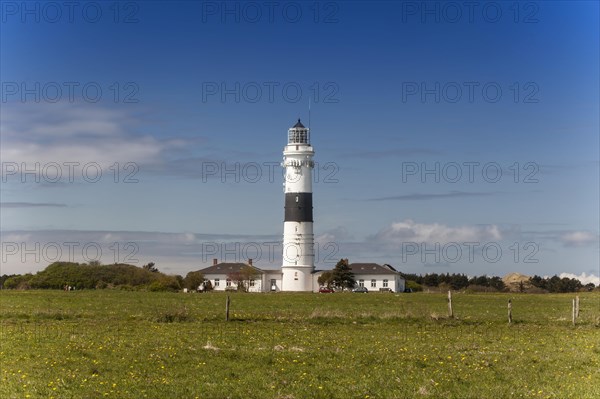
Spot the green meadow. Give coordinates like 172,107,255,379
1,290,599,398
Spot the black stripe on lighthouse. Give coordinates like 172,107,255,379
284,193,313,222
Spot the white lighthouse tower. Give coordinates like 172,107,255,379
281,119,315,291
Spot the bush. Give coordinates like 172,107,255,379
96,281,108,289
405,280,423,292
147,276,181,292
183,271,205,290
3,274,33,289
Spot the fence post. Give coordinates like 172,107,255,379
508,299,512,324
575,296,580,319
226,295,230,322
447,291,453,318
572,298,576,326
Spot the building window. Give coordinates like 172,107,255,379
371,279,376,288
383,279,388,288
250,279,255,287
226,279,231,287
359,279,364,287
214,279,220,287
294,271,298,281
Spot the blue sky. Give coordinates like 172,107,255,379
1,1,598,284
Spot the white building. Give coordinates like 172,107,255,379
346,263,406,293
199,258,282,292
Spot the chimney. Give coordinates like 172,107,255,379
213,258,218,266
248,258,253,266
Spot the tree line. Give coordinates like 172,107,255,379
401,273,594,293
528,275,592,293
401,273,505,291
0,262,206,292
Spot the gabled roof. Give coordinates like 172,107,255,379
349,263,403,276
198,262,265,275
382,263,398,272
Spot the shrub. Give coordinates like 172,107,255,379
3,274,33,289
405,280,423,292
147,276,181,292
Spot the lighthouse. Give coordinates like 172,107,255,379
281,119,315,291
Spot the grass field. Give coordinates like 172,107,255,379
1,290,599,398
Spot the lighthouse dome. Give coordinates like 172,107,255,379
293,119,305,129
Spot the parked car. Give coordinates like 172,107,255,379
319,287,334,293
352,286,368,293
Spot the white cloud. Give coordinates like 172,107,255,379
101,233,120,242
182,233,197,243
373,219,502,246
0,102,179,174
2,103,127,138
560,231,598,247
559,272,599,286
